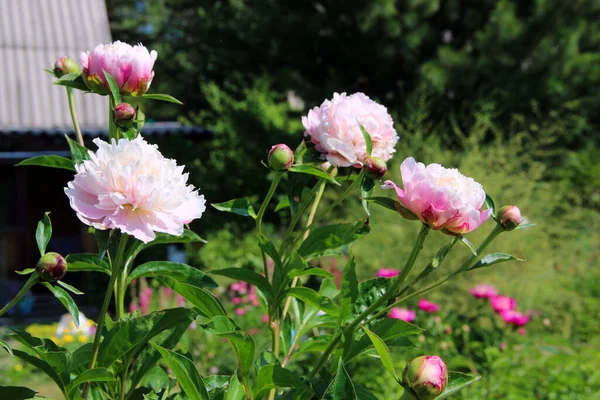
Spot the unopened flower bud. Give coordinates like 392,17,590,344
498,205,522,231
113,103,136,128
53,57,80,78
268,144,294,171
403,355,448,400
36,252,67,281
364,156,387,180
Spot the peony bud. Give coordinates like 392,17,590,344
364,156,388,180
53,56,80,78
268,144,294,171
113,103,136,127
403,355,448,400
497,205,522,231
35,252,67,281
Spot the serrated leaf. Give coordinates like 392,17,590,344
35,212,52,256
468,253,525,271
103,70,121,103
212,198,257,219
150,344,209,400
436,372,481,399
298,220,370,260
142,93,183,104
286,287,339,317
128,261,217,289
15,155,75,171
208,268,271,296
41,283,80,327
288,165,340,185
65,135,90,165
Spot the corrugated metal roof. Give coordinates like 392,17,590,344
0,0,111,132
0,122,213,137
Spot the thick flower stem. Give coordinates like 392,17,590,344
257,171,283,280
308,225,430,380
66,87,84,146
82,234,128,398
0,274,39,317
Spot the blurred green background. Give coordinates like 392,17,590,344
3,0,600,398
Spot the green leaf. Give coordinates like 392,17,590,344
349,319,420,361
358,123,373,157
460,236,478,256
290,336,332,360
361,177,375,215
485,194,497,222
322,359,357,400
298,220,370,260
225,374,245,400
288,268,334,280
212,198,257,219
274,196,290,212
12,349,66,394
436,372,481,399
67,368,115,394
41,282,79,327
0,339,12,356
288,165,340,186
203,375,230,394
57,280,84,295
130,230,206,258
515,222,537,230
344,278,393,325
15,155,75,171
65,135,91,165
208,268,271,296
362,327,398,380
362,196,398,212
142,93,183,104
15,268,35,275
97,308,195,368
54,73,88,91
339,254,358,325
252,364,306,398
286,287,339,318
0,386,38,399
35,212,52,256
354,384,379,400
128,261,217,289
468,253,525,271
103,70,121,103
150,344,209,400
257,235,282,268
159,278,226,319
65,253,111,275
94,229,112,262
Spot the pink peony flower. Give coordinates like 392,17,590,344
80,41,157,96
65,137,206,243
377,268,401,278
403,355,448,399
383,157,491,235
177,295,186,308
388,308,416,322
498,205,523,231
235,308,247,316
500,310,530,326
262,314,270,323
418,299,440,313
470,284,498,299
302,92,399,167
232,297,242,305
518,328,527,335
490,295,517,313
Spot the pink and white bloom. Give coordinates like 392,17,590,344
302,92,399,167
377,268,401,278
388,308,416,322
383,157,491,235
470,284,498,299
490,295,517,313
80,41,157,96
65,137,206,243
418,298,440,313
500,310,530,326
403,355,448,399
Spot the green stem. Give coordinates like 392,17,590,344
257,171,283,236
0,274,39,317
82,234,128,398
308,224,430,380
108,96,118,141
66,87,84,146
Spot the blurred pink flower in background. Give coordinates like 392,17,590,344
65,137,206,243
388,308,416,322
235,308,247,316
469,284,498,299
176,295,185,308
383,157,491,235
500,310,530,326
80,41,157,95
140,288,153,315
302,92,399,167
377,268,401,278
491,295,517,313
518,328,527,335
129,302,138,313
262,314,270,323
232,297,242,305
418,298,440,313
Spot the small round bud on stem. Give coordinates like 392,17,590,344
268,144,294,171
364,156,387,180
497,205,522,231
402,355,448,400
113,103,136,128
53,57,80,78
35,252,67,281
